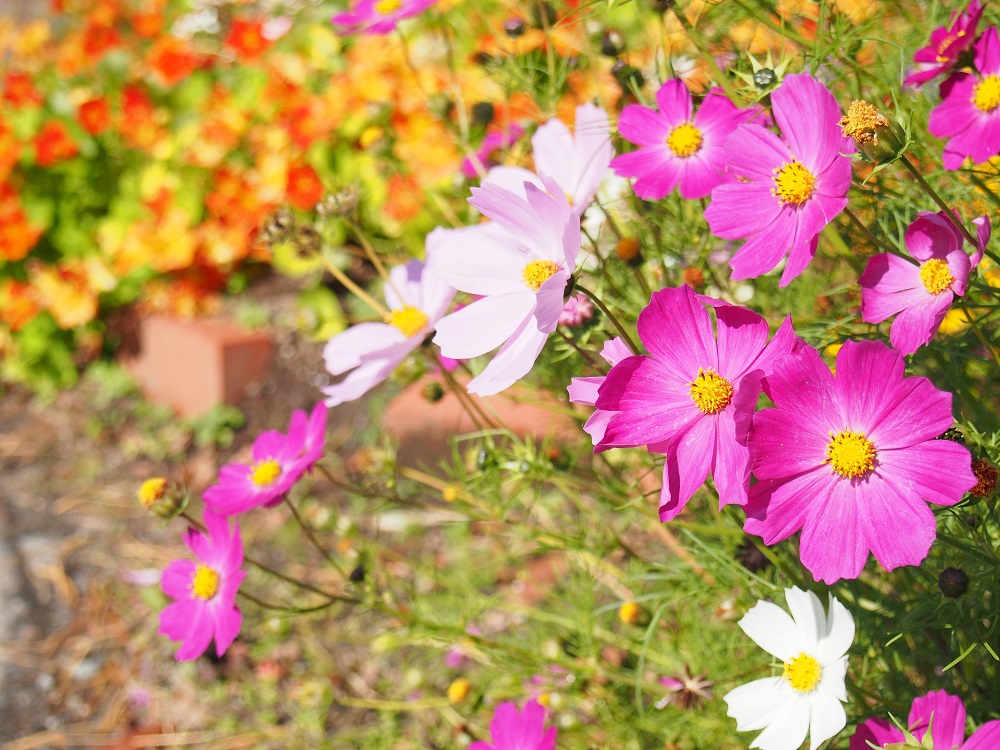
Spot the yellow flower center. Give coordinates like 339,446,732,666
388,305,429,337
523,259,560,291
826,430,876,478
919,258,955,295
192,564,220,600
665,122,703,158
688,368,734,415
936,30,966,63
783,653,821,693
138,477,167,508
251,459,282,487
838,100,889,145
972,75,1000,114
772,161,816,206
375,0,402,14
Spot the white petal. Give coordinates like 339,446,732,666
323,322,404,376
785,587,825,655
481,165,541,199
750,689,811,750
807,683,847,750
725,677,788,732
432,292,534,359
466,319,549,396
816,594,855,667
426,223,526,296
818,656,848,702
384,261,421,311
739,600,804,662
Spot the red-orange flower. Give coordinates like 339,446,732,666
132,10,164,39
0,279,39,332
383,173,422,223
3,72,43,109
0,183,43,262
82,20,120,60
78,97,111,136
225,18,272,60
147,36,203,87
34,121,79,167
0,121,22,182
285,164,324,211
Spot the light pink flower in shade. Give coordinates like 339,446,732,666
557,293,593,327
744,339,977,584
462,125,525,178
704,74,854,287
929,28,1000,170
286,402,328,477
482,103,612,216
159,511,246,661
567,336,632,446
594,285,796,521
850,690,1000,750
430,175,580,396
322,258,454,407
904,1,984,87
470,700,557,750
859,210,991,354
331,0,435,35
612,79,760,200
203,427,304,516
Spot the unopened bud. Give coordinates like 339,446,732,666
839,100,908,164
503,17,526,37
600,29,625,57
422,381,445,403
447,677,471,704
938,567,969,598
616,237,642,265
753,68,778,90
618,601,650,626
138,478,188,519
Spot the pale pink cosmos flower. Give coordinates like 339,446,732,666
331,0,436,35
430,174,580,396
595,285,796,521
322,258,454,407
557,293,593,327
704,74,854,286
483,103,612,216
905,1,984,87
159,511,245,661
567,336,632,446
612,79,759,200
470,700,556,750
744,339,976,584
850,690,1000,750
859,210,990,354
929,27,1000,170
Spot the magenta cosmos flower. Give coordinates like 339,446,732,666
462,125,525,178
860,210,990,354
594,285,795,521
482,103,612,216
851,690,1000,750
567,336,632,445
159,511,245,661
470,700,556,750
287,401,328,477
744,339,976,584
430,175,580,396
704,73,853,286
929,27,1000,170
612,79,759,200
322,258,454,407
905,1,984,87
331,0,435,35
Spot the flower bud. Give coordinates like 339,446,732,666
447,677,471,704
600,29,625,57
317,185,360,218
615,237,642,265
422,381,446,403
838,100,908,165
753,68,778,90
618,601,650,627
938,567,969,599
503,17,526,37
138,478,188,520
258,208,295,247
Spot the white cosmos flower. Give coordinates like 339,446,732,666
724,587,854,750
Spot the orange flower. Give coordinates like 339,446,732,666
0,121,22,182
34,120,79,167
147,36,203,87
119,85,164,150
30,260,112,329
225,18,272,61
82,20,120,60
78,97,111,136
383,173,422,223
285,164,324,211
132,10,164,39
3,71,43,108
0,279,39,332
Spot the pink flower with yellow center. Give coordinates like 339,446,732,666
929,27,1000,170
567,337,632,446
159,511,245,661
744,339,976,584
704,74,853,287
905,1,984,87
851,690,1000,750
859,210,990,354
331,0,436,35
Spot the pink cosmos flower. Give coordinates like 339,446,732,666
430,175,580,396
704,74,853,286
331,0,435,35
567,336,632,445
904,1,984,87
611,79,759,200
159,511,246,661
482,103,612,216
557,293,593,327
203,427,304,516
470,700,556,750
287,402,328,477
929,27,1000,170
744,339,977,584
594,285,796,521
322,258,454,407
462,125,525,178
859,210,990,354
850,689,1000,750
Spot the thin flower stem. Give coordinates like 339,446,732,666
237,590,346,614
670,5,739,104
899,156,980,247
556,328,600,369
435,353,503,432
956,299,1000,368
345,217,393,285
313,249,390,319
283,495,341,571
843,208,898,254
576,284,640,355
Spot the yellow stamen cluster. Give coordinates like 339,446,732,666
375,0,402,14
838,100,889,145
826,430,877,478
972,75,1000,114
138,477,167,509
192,565,220,600
688,368,734,415
523,259,560,291
772,161,816,206
936,30,966,63
251,459,282,487
389,305,429,337
783,653,821,693
919,258,955,295
666,122,703,158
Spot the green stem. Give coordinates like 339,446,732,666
576,283,640,355
284,495,344,575
670,5,740,104
956,300,1000,368
899,156,979,248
